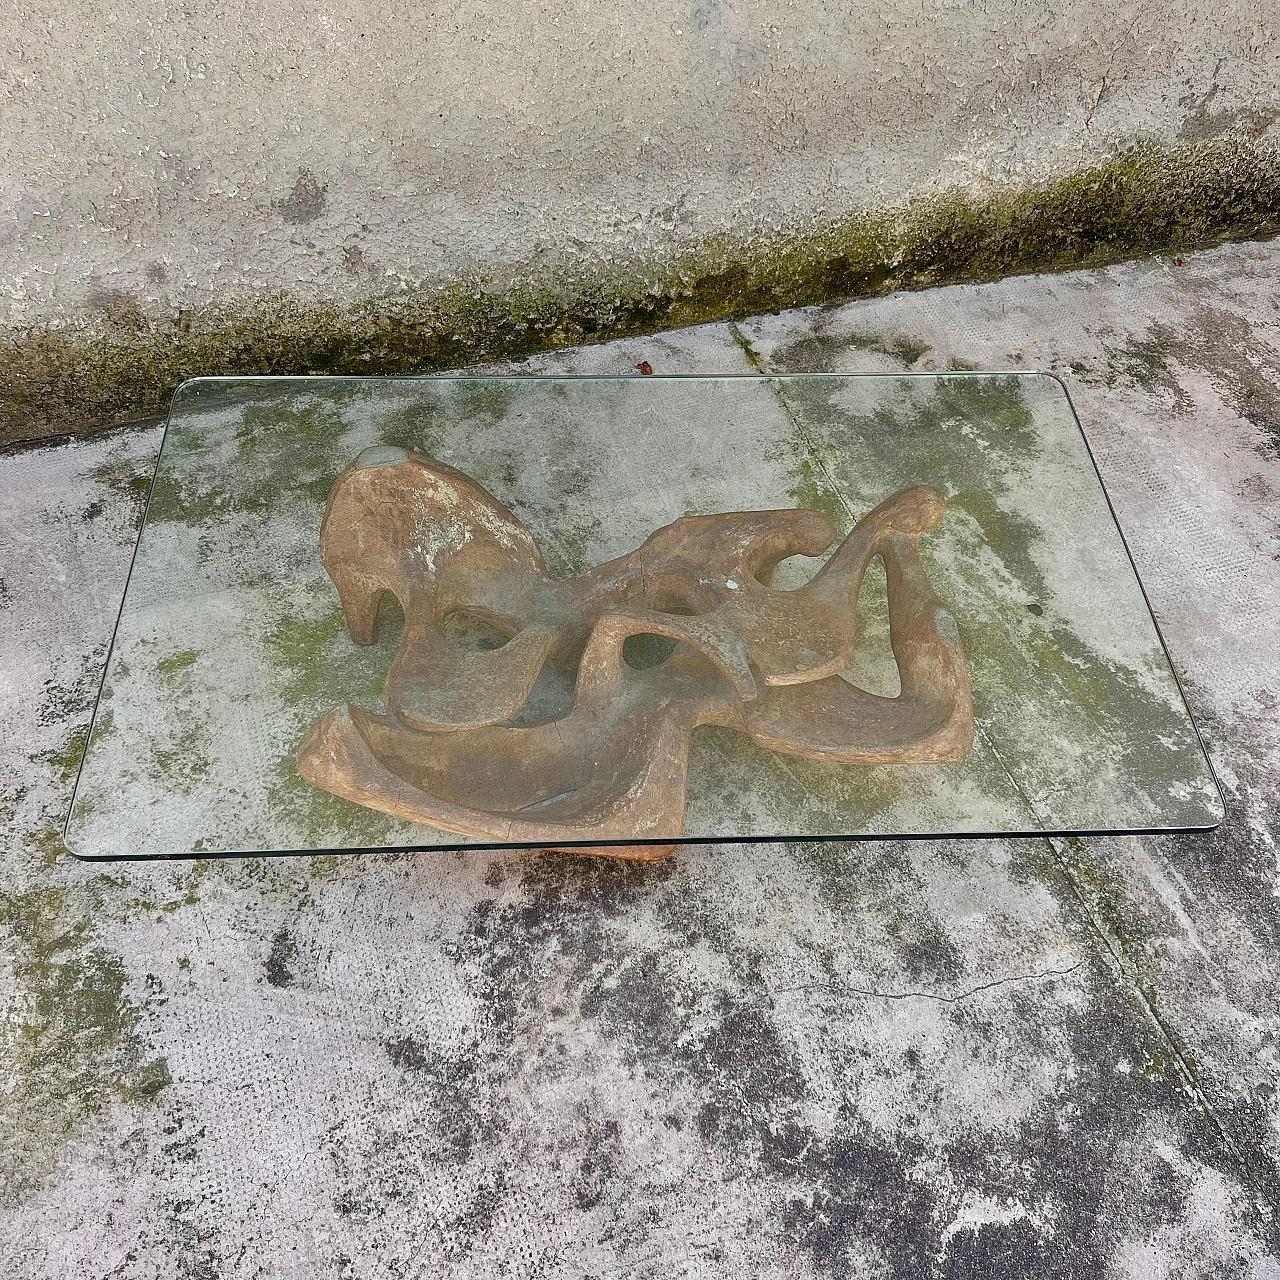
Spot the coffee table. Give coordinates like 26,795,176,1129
64,373,1223,859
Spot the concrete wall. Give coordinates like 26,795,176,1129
2,0,1279,439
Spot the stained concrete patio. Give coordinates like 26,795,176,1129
2,238,1278,1277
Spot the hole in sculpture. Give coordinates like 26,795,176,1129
622,632,679,671
756,553,826,592
347,592,404,715
503,662,576,727
441,610,513,652
838,556,901,698
373,590,405,640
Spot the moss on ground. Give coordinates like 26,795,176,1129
36,725,89,790
259,595,409,849
157,649,199,674
0,886,170,1207
2,137,1278,446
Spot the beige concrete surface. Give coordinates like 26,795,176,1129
2,240,1279,1277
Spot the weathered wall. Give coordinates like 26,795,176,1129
2,0,1279,441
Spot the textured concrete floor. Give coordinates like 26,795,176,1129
2,239,1278,1277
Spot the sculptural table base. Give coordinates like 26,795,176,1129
293,453,974,853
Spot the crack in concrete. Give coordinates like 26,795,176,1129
776,960,1086,1004
976,722,1048,827
730,321,861,527
1045,833,1279,1239
730,316,1278,1242
1084,13,1142,132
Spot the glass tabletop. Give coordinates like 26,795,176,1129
65,373,1223,859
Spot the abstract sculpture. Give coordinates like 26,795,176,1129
297,446,974,858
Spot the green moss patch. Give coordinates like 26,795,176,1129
0,887,170,1207
36,725,89,790
3,136,1277,447
157,649,199,674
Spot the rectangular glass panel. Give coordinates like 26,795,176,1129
65,374,1223,859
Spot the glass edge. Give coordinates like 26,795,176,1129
164,370,1054,391
1042,372,1230,828
61,410,174,858
66,813,1226,862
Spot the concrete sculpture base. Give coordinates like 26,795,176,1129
296,446,974,857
